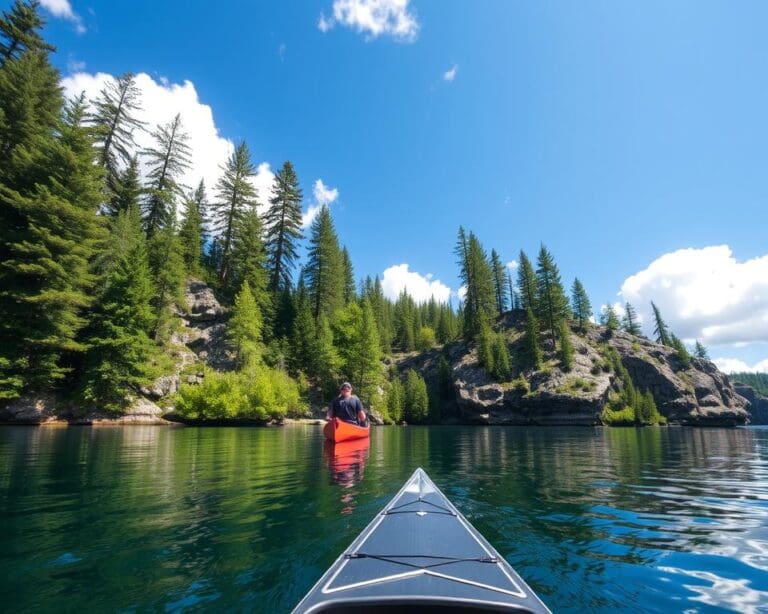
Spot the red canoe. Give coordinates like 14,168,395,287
323,417,370,443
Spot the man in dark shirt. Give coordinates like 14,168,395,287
327,382,367,425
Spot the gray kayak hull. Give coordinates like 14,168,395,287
293,468,550,613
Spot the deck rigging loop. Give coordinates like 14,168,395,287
383,496,457,516
344,552,500,570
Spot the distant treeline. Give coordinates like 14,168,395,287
731,372,768,397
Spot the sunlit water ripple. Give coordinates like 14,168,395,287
1,425,767,612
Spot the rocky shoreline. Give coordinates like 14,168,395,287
0,281,757,428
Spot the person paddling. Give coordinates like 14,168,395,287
327,382,367,426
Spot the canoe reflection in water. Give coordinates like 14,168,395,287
323,437,370,514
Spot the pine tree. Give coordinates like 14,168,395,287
80,206,156,409
602,303,620,332
264,160,303,292
694,340,709,360
517,250,538,313
670,334,691,368
622,302,641,336
228,205,271,321
179,180,206,276
90,72,145,193
334,300,382,403
393,290,416,351
436,304,456,344
289,283,317,376
0,0,53,63
524,307,543,369
0,52,60,180
456,231,496,339
491,332,511,380
304,205,344,320
0,76,105,397
477,317,494,372
316,312,342,399
490,249,508,314
404,369,429,423
387,376,405,423
535,245,570,344
570,278,592,331
228,281,263,366
107,155,142,216
651,301,671,346
210,141,258,285
147,226,185,339
341,247,356,304
508,275,519,310
558,320,574,371
142,113,191,235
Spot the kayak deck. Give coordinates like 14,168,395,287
293,468,550,613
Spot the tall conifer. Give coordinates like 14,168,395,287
210,141,258,284
264,161,303,291
535,245,570,344
622,302,641,336
517,251,538,313
570,278,592,331
651,301,672,346
490,249,508,314
0,0,52,63
80,206,155,408
90,72,145,193
304,205,344,320
179,179,206,276
142,113,191,235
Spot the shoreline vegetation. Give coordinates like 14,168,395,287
0,2,753,429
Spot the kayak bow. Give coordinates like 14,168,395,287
293,468,550,613
323,417,370,443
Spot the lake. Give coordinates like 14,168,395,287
1,425,767,612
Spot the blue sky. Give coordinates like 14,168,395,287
29,0,768,370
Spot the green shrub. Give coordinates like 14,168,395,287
601,406,636,426
175,365,306,421
416,326,437,353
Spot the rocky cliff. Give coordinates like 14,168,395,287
398,312,749,427
733,384,768,425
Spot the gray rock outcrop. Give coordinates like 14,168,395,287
399,313,749,427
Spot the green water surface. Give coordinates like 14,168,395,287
1,425,767,612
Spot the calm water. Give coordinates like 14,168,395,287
1,425,767,613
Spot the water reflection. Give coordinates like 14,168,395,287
1,425,767,613
323,437,369,514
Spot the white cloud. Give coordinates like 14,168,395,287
66,56,85,73
443,64,458,82
713,357,768,374
457,285,467,301
39,0,85,34
302,179,339,228
318,13,334,33
381,264,452,303
619,245,768,346
61,72,275,212
506,260,519,273
318,0,419,41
